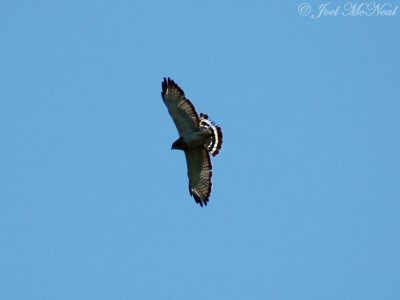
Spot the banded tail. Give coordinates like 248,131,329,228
199,113,223,157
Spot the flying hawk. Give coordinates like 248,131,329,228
161,77,223,206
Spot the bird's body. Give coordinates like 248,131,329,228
161,77,223,206
172,129,212,150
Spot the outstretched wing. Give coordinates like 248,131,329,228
185,148,212,207
161,77,199,136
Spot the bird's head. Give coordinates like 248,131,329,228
171,140,179,150
171,138,185,150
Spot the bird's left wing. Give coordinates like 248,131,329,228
161,77,199,136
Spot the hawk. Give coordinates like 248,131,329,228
161,77,223,206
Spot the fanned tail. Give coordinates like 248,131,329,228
199,113,223,157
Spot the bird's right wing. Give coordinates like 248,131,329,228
184,148,212,207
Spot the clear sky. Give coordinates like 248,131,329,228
1,1,399,299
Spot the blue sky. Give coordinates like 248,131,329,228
1,1,399,299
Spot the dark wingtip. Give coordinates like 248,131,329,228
196,198,208,207
161,77,169,98
191,191,209,207
161,77,185,98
